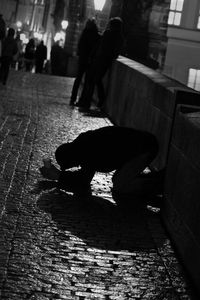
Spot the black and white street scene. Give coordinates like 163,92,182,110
0,1,200,299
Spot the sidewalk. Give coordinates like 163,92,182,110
0,70,197,300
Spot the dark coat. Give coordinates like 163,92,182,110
56,126,158,173
95,28,123,60
77,27,101,61
35,43,47,61
2,36,18,57
25,40,35,60
0,16,6,40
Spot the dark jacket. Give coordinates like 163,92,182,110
0,16,6,40
77,28,101,60
95,29,123,60
2,36,18,57
35,43,47,61
25,40,35,60
56,126,158,173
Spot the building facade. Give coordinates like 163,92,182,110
163,0,200,91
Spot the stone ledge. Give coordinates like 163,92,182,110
163,105,200,295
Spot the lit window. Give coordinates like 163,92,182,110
188,69,200,91
168,0,184,26
197,10,200,29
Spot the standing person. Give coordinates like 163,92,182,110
35,40,47,73
39,126,158,196
0,14,6,58
78,17,124,110
24,38,35,72
70,18,100,106
13,33,23,70
50,41,65,76
0,28,18,85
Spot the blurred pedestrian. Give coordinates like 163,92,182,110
24,38,35,72
78,17,124,110
0,28,18,85
35,40,47,73
0,14,6,58
50,41,65,76
70,18,100,106
13,33,23,70
39,126,158,196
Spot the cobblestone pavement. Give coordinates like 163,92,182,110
0,70,198,300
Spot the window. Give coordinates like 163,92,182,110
168,0,184,26
197,10,200,29
188,69,200,91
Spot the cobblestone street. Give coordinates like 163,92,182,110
0,70,197,299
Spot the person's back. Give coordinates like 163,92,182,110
50,42,65,76
35,41,47,61
0,28,18,84
77,21,100,60
65,126,158,172
95,17,124,60
25,39,35,60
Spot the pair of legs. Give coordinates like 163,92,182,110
35,59,44,73
112,152,157,195
0,56,12,84
25,59,34,72
78,58,111,109
70,58,88,105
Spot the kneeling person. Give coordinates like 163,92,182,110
40,126,159,194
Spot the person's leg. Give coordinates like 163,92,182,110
70,61,86,104
112,152,156,195
77,61,98,109
96,79,105,108
1,57,11,84
94,59,111,107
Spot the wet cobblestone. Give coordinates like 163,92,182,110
0,70,198,299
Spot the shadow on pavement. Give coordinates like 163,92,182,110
82,110,107,118
37,187,165,252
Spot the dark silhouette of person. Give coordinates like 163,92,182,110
50,41,65,76
39,126,158,196
0,14,6,62
24,38,35,72
0,28,18,85
0,14,6,41
70,18,100,105
35,41,47,73
77,17,124,110
13,33,23,70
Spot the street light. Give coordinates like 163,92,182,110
61,20,69,30
61,20,69,48
16,21,22,31
94,0,106,11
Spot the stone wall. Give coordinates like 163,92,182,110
104,56,200,171
104,56,200,294
162,105,200,294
